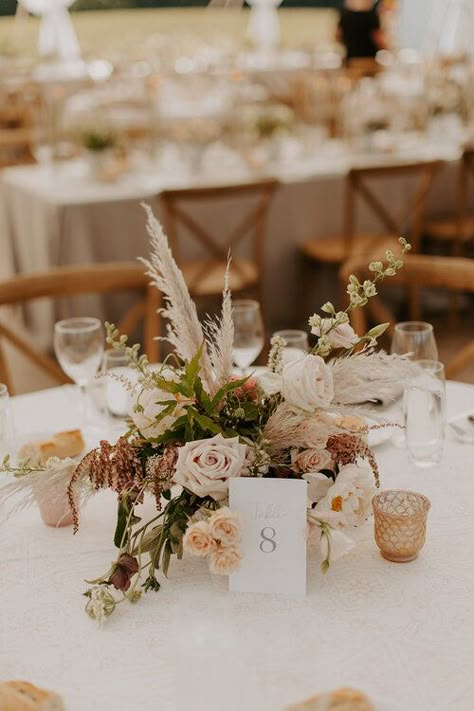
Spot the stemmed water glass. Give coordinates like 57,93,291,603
272,329,309,365
390,321,438,361
54,317,104,428
232,300,264,375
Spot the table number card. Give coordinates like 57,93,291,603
229,478,307,596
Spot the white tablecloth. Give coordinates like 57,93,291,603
0,140,463,341
1,380,474,711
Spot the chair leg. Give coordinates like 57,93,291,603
0,343,13,395
445,340,474,380
407,284,422,321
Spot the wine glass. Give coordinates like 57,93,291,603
272,329,309,365
390,321,438,447
54,317,104,427
390,321,438,360
232,300,264,374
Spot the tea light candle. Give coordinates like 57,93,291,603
372,489,431,563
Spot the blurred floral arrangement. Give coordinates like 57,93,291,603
239,102,295,142
77,123,118,153
1,204,413,623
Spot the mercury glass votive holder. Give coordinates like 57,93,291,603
372,490,431,563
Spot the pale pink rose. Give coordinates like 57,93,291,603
297,413,333,449
174,433,247,501
281,355,334,412
209,544,242,575
183,520,215,558
291,448,332,474
208,507,242,546
311,319,359,349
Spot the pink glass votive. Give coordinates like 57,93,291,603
372,489,431,563
34,487,74,528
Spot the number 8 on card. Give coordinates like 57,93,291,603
229,478,307,595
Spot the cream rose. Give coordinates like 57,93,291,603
208,507,242,546
173,433,247,501
209,544,242,575
311,319,359,349
130,383,184,439
281,355,334,412
183,520,215,558
315,463,376,527
291,448,332,474
304,472,333,503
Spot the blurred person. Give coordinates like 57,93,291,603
337,0,387,63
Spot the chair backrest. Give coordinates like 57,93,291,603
343,160,443,253
160,179,278,293
0,262,160,394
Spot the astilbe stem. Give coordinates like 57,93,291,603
68,437,144,534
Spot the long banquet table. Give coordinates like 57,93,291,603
0,140,463,344
1,380,474,711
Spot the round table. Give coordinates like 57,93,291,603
1,381,473,711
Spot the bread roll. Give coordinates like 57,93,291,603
0,681,64,710
19,430,85,466
286,687,375,711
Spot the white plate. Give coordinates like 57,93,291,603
448,410,474,443
367,424,393,448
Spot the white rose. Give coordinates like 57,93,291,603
174,433,247,501
208,507,242,546
281,354,334,412
257,370,282,396
183,520,215,558
304,471,334,503
311,319,359,349
291,448,332,474
130,384,184,439
315,463,376,528
209,544,242,575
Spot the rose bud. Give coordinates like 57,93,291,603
108,554,139,592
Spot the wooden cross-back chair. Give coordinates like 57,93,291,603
425,147,474,252
160,179,279,305
339,254,474,379
301,159,444,315
302,159,444,266
0,262,160,394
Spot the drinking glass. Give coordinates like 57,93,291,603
404,360,446,468
54,318,104,426
232,300,264,374
390,321,438,360
0,383,16,458
272,329,309,365
390,322,438,446
102,349,136,419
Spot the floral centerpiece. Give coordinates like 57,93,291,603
1,205,414,624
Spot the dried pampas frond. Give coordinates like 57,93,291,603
205,260,234,390
263,403,340,461
330,351,418,406
140,203,215,392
